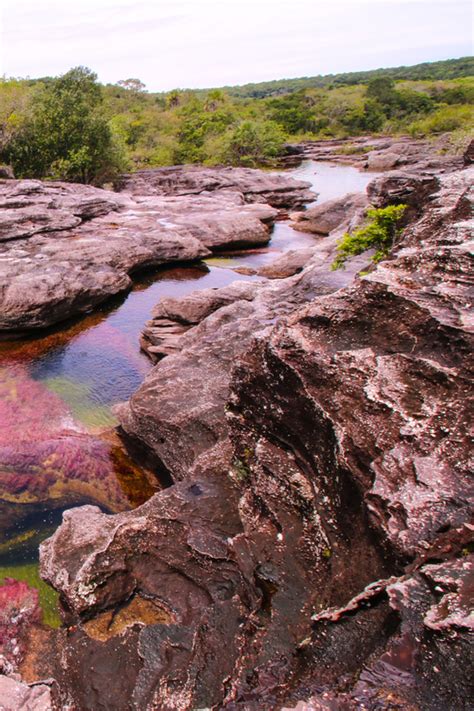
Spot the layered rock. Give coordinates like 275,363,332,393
289,191,369,234
117,164,315,207
0,170,310,332
38,163,473,708
120,229,368,479
301,135,464,174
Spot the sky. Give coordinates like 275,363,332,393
0,0,472,91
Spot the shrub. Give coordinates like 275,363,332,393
408,105,474,137
207,120,286,167
332,204,407,270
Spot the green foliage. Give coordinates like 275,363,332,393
0,67,128,183
332,204,407,270
207,120,286,167
408,104,474,136
267,90,320,134
215,57,474,98
342,99,385,133
0,57,472,176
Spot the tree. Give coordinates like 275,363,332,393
210,120,286,167
267,90,318,134
1,67,127,184
117,78,146,93
342,99,385,133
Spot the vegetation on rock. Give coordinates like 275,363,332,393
332,204,407,269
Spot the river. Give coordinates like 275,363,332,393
0,160,377,623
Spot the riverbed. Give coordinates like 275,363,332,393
0,160,377,622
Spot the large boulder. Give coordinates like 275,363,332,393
367,170,440,211
38,165,473,708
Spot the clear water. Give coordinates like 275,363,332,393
0,161,377,623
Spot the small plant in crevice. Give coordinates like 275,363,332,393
331,203,408,270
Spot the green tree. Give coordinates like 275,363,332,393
332,204,407,269
210,120,286,167
267,90,318,134
342,99,385,133
1,67,127,183
366,77,397,105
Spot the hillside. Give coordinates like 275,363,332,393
215,56,474,98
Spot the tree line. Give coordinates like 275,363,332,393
0,59,472,185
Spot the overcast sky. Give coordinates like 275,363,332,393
0,0,472,91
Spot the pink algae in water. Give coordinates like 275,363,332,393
0,364,135,512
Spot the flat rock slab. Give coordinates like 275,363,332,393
117,164,315,207
0,168,304,332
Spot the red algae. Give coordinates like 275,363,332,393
0,364,147,519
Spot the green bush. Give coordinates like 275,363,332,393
408,105,474,137
332,204,407,270
207,120,286,167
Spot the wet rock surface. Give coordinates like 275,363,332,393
0,169,310,332
18,155,474,707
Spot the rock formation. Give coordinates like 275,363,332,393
0,138,468,709
0,169,312,332
35,155,473,710
116,164,315,207
300,135,465,174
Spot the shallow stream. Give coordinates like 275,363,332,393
0,160,377,622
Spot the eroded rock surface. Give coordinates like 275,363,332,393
289,191,369,234
0,169,310,332
38,162,473,709
117,164,315,207
301,135,464,174
0,675,57,710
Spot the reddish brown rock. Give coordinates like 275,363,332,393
0,675,57,710
257,248,315,279
0,579,40,671
300,135,464,173
38,163,473,709
0,168,303,332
